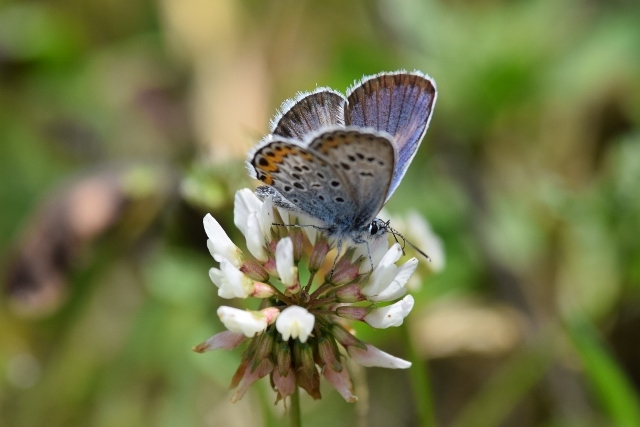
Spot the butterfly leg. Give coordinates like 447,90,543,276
328,238,343,280
271,222,329,232
352,235,374,272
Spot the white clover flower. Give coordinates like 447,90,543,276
275,306,315,343
197,188,444,404
217,306,278,338
361,244,418,301
233,189,263,236
364,295,415,328
204,214,243,267
246,212,268,261
275,237,299,294
347,344,412,369
209,258,255,299
364,257,418,302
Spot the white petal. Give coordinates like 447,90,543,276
275,237,296,287
361,244,407,298
211,259,254,299
208,267,224,288
367,258,418,302
348,344,411,369
217,306,268,337
203,214,243,267
234,189,263,236
297,212,326,244
354,234,390,273
246,213,268,262
364,295,414,328
260,195,275,240
378,243,403,268
275,306,315,343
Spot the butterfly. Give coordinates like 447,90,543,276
247,71,437,265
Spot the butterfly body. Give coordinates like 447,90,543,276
248,71,437,254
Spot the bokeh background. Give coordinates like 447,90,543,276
2,0,640,426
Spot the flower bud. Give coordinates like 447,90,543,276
331,323,367,350
335,305,373,321
250,282,275,298
251,328,275,372
275,338,292,377
240,259,269,282
334,283,366,303
309,235,330,273
327,249,362,285
295,342,321,400
289,227,304,263
261,307,280,325
317,335,342,372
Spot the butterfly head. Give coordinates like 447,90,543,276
370,218,432,262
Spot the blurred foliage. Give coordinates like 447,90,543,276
1,0,640,426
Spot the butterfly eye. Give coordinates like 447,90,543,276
368,221,379,235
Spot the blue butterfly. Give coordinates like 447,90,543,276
248,71,437,263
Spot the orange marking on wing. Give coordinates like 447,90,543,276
260,161,279,172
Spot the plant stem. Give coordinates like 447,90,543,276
401,322,435,427
290,386,302,427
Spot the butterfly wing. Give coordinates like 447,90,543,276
307,127,396,231
270,89,346,141
250,137,354,231
345,71,437,201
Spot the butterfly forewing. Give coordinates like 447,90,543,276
345,72,436,201
271,90,346,141
251,139,355,230
308,128,395,230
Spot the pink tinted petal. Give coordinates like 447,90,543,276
347,344,411,369
272,369,296,399
261,307,281,325
193,331,245,353
324,365,358,403
230,358,274,403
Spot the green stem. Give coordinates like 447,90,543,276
304,271,317,292
268,284,294,305
290,386,302,427
308,282,331,301
401,322,435,427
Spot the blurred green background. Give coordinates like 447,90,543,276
1,0,640,426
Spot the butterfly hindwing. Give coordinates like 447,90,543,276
345,71,436,201
270,89,346,141
308,127,395,230
251,138,354,230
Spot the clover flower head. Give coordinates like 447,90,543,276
195,188,441,404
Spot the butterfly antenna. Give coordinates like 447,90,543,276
383,223,431,262
385,220,404,253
